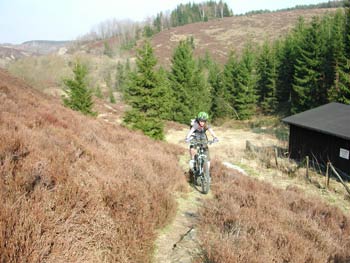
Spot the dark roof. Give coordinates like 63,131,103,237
282,102,350,140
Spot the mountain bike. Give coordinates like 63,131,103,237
189,139,216,194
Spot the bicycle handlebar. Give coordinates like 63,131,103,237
187,139,217,146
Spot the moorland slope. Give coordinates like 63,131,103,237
151,8,337,65
0,68,187,262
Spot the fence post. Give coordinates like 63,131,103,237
325,162,330,189
329,163,350,197
274,147,278,168
306,156,309,180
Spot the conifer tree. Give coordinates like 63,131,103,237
191,64,211,116
169,40,193,123
123,41,170,140
276,35,296,114
221,48,256,120
276,18,310,114
221,51,239,117
115,61,126,90
256,41,278,113
155,67,174,120
232,46,257,119
320,14,337,92
291,17,325,113
209,62,232,119
62,61,96,116
153,12,163,33
170,1,232,27
329,4,350,103
169,39,209,123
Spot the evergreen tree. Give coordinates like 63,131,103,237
291,17,325,113
321,14,337,93
62,61,96,116
221,51,239,118
328,3,350,104
209,61,232,119
124,110,164,140
153,12,163,33
345,0,350,57
169,39,209,123
276,18,306,114
123,41,170,139
191,64,211,115
276,36,294,114
115,61,125,90
154,67,174,120
222,2,232,17
256,41,278,113
221,48,256,120
143,25,154,38
170,1,232,27
115,61,131,92
232,46,257,119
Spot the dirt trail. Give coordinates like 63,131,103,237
153,190,212,263
153,125,279,262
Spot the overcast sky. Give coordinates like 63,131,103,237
0,0,327,44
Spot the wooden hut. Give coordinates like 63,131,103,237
282,102,350,177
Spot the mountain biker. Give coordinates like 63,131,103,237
185,111,218,171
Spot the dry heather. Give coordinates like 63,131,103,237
151,8,337,66
197,162,350,263
0,69,187,262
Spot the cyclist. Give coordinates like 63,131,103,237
185,111,218,171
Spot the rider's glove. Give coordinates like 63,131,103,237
213,137,219,143
185,138,191,143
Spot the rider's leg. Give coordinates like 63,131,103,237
189,146,196,170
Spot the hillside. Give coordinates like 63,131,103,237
164,122,350,262
0,40,71,69
150,8,337,65
0,68,187,262
0,46,37,68
1,66,350,262
4,8,340,98
19,40,71,55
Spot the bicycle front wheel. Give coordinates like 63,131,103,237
201,161,210,194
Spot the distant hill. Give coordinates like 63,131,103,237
0,46,37,68
0,40,72,68
17,40,72,55
0,40,71,57
150,8,338,66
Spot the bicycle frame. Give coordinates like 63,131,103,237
195,143,207,174
190,139,214,194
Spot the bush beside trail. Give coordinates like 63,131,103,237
198,162,350,263
0,69,187,262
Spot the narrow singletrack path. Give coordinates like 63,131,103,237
153,188,212,263
154,125,279,262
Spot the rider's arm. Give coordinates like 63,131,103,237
208,127,217,139
186,127,196,140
